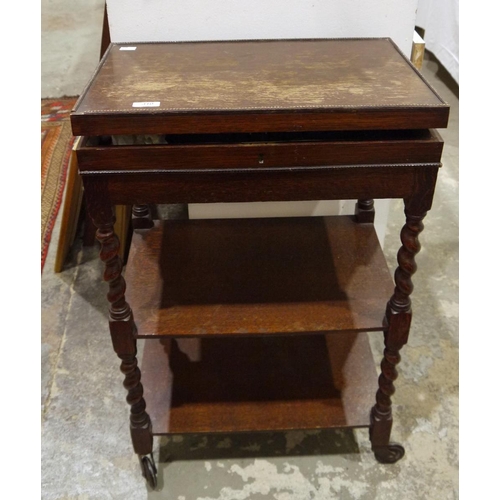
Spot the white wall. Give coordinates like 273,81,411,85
106,0,419,245
416,0,458,83
107,1,417,56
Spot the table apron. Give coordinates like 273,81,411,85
81,164,440,208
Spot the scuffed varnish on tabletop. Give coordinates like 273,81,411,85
78,39,443,113
107,59,412,109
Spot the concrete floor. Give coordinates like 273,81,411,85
41,0,105,98
41,6,459,499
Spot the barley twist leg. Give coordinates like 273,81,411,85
95,217,156,487
370,211,425,463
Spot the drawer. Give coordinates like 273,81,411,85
75,129,443,173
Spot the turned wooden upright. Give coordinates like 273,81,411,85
71,39,448,489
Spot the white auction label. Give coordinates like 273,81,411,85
132,102,161,108
120,47,136,51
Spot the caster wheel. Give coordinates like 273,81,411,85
140,455,158,489
373,443,405,464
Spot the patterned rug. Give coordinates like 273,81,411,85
41,98,77,272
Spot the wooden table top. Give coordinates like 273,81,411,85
71,38,449,136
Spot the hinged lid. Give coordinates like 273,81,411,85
71,38,449,136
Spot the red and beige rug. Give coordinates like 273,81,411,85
41,98,77,272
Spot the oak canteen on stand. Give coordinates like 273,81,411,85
71,38,449,490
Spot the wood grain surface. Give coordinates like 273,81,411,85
141,332,378,434
125,216,394,337
71,38,449,135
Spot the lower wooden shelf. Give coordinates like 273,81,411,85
141,332,378,435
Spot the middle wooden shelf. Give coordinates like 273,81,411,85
125,215,395,338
